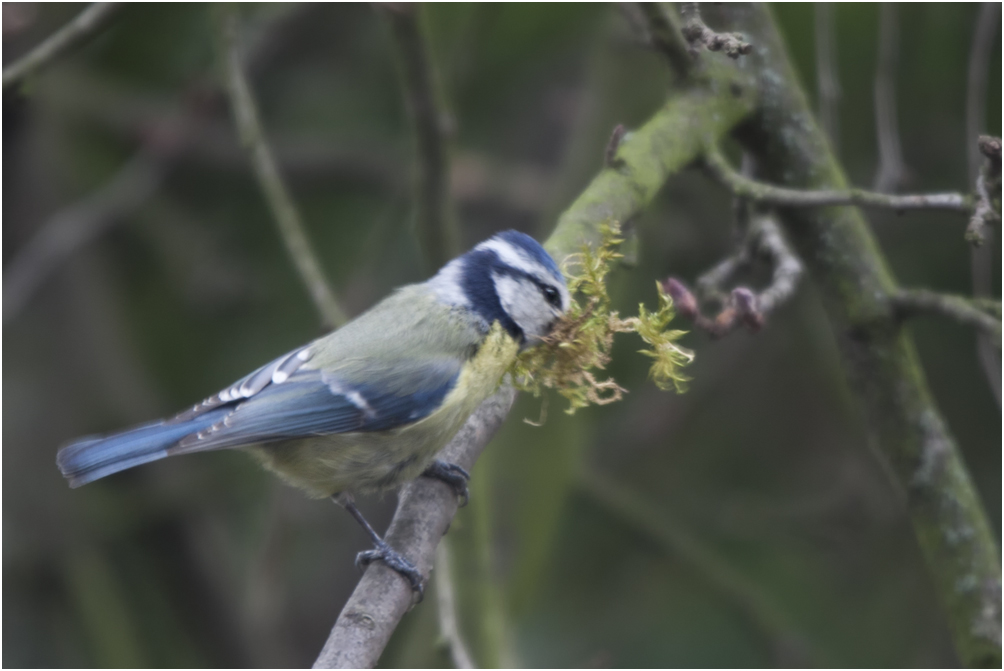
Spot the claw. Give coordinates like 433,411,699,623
422,460,471,507
356,541,425,601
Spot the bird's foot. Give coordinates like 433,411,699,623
356,540,425,601
422,460,470,506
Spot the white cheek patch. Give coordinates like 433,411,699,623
493,272,553,339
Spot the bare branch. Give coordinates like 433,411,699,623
3,146,171,325
891,290,1002,343
703,145,971,212
814,3,840,153
966,3,1002,406
379,4,459,270
313,386,516,669
666,213,803,338
2,3,123,91
578,469,814,666
216,6,347,330
634,2,692,78
434,541,476,669
873,4,908,192
678,3,751,59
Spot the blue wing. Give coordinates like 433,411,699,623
57,344,461,487
170,359,461,451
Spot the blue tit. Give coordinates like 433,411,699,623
57,229,569,594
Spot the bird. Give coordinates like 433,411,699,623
56,230,569,595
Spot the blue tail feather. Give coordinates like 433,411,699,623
57,409,229,488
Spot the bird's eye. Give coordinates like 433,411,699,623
541,285,561,308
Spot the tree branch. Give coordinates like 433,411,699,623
379,4,459,271
872,3,908,193
813,3,840,153
634,2,692,78
665,212,803,338
216,6,347,330
719,4,1001,666
965,2,1002,407
313,52,757,669
578,468,814,666
3,150,166,325
2,2,124,91
703,145,971,212
890,290,1002,343
433,541,476,669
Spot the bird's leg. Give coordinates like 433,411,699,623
421,460,470,506
332,493,424,600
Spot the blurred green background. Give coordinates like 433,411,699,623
3,3,1000,667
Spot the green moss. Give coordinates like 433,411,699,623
510,222,693,415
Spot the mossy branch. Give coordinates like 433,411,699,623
718,4,1001,666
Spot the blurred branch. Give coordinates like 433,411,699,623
434,541,476,669
966,3,1002,407
872,4,907,192
703,145,971,212
634,3,691,78
578,469,813,666
379,4,459,270
313,54,757,669
216,6,347,330
814,3,840,153
3,146,170,325
721,5,1001,665
664,212,803,338
2,2,123,91
891,290,1002,343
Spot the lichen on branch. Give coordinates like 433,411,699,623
510,222,693,415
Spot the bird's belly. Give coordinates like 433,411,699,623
250,324,518,498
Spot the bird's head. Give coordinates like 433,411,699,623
428,230,570,345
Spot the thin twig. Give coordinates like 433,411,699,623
434,541,476,669
634,2,692,78
703,146,970,212
379,4,459,271
678,3,751,59
2,3,124,91
891,290,1002,343
814,3,840,154
578,469,814,666
872,3,908,193
216,6,346,330
3,152,164,325
966,3,1002,406
667,213,803,338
